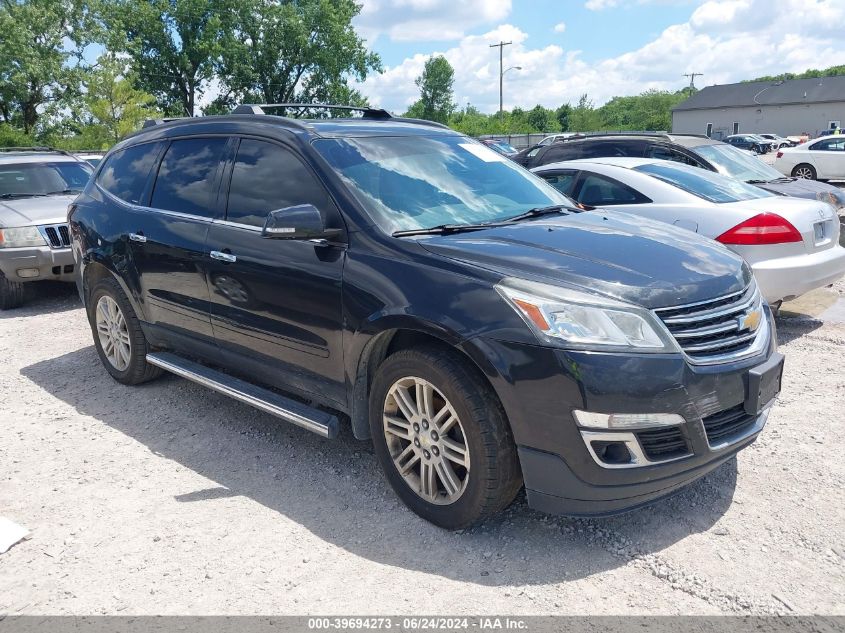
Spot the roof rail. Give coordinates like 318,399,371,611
0,146,70,154
142,117,189,128
390,116,451,130
232,103,393,120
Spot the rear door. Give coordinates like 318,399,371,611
206,137,347,408
128,136,230,355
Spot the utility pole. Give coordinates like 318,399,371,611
490,41,512,117
683,72,703,89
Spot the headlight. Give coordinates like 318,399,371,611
816,191,845,210
0,226,47,248
495,277,676,352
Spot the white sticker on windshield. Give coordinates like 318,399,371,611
459,143,508,163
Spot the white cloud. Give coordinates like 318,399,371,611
355,0,511,43
359,0,845,114
553,22,566,33
585,0,619,10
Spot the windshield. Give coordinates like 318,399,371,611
313,135,574,233
634,161,775,204
0,161,93,198
490,141,517,153
694,143,785,182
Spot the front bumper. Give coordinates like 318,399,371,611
0,245,76,282
470,312,779,517
750,245,845,302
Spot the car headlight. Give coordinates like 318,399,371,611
816,190,845,210
0,226,47,248
495,277,676,352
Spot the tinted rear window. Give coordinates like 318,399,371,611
634,162,773,203
151,138,228,217
97,143,161,204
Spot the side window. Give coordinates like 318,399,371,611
646,144,698,166
813,139,845,151
150,137,228,217
540,171,578,195
576,172,650,206
96,143,162,204
227,139,336,228
539,144,577,165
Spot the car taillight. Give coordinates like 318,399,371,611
716,213,802,245
776,151,783,158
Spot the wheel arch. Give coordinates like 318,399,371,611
81,258,146,321
349,321,504,441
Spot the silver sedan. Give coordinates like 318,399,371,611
533,156,845,305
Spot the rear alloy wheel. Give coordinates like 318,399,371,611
88,277,162,385
792,163,817,180
370,348,522,529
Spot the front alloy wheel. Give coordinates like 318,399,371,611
95,295,131,371
383,377,470,504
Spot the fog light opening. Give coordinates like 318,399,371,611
591,440,632,465
16,268,40,279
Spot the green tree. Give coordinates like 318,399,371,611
554,104,572,131
526,104,560,132
569,94,600,132
83,55,160,144
0,0,92,133
99,0,233,116
216,0,380,110
408,55,456,124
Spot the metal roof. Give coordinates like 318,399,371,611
672,75,845,112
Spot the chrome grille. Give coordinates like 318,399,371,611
654,283,764,363
39,223,71,249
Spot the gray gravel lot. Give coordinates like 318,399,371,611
0,280,844,616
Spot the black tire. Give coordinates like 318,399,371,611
0,271,26,310
87,276,162,385
369,347,522,529
791,163,817,180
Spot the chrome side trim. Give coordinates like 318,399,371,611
580,429,690,469
145,352,338,439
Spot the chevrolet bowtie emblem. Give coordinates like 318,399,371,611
738,308,761,332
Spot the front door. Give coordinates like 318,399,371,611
206,137,347,408
129,136,230,355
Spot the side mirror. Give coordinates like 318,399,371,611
261,204,342,241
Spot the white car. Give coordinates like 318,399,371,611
74,152,104,167
533,157,845,305
773,136,845,180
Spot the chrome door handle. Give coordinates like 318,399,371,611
128,232,147,243
210,250,237,263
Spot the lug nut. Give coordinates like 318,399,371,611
423,450,431,459
431,431,439,441
422,420,429,430
414,438,421,447
413,423,420,432
432,446,440,456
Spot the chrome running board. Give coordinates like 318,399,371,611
145,352,339,439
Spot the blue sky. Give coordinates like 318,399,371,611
352,0,845,114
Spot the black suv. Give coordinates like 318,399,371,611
515,133,845,209
69,106,783,529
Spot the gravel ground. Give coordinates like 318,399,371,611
0,280,844,616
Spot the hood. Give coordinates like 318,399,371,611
420,211,751,309
757,178,845,207
0,194,77,227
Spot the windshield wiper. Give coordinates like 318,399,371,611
44,188,81,196
502,204,580,223
746,179,768,184
0,192,48,199
392,222,504,237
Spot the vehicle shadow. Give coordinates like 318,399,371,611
774,313,824,347
21,345,740,587
0,281,80,320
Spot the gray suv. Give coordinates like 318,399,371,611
0,148,93,308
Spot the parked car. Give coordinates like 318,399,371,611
724,134,773,154
537,133,577,146
757,134,794,149
533,157,845,304
774,136,845,181
0,147,93,308
70,106,782,529
74,152,104,167
511,133,845,211
480,139,519,157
